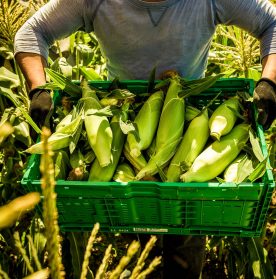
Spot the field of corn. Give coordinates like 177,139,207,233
0,0,276,279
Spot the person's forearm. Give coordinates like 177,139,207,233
15,52,47,92
261,53,276,83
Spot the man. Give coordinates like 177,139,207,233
14,0,276,278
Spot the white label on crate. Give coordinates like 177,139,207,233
133,228,168,233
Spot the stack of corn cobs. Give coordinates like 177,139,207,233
26,74,264,184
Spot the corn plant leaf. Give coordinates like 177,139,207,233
76,43,93,66
108,76,121,91
67,232,83,279
249,128,265,162
51,57,73,79
154,79,170,90
79,66,102,80
0,107,13,126
37,82,61,91
247,238,274,279
231,238,249,274
179,74,223,98
248,67,261,81
0,47,14,59
226,105,246,121
208,237,223,248
270,228,276,246
0,67,20,88
45,68,81,97
237,91,253,102
0,86,41,133
13,120,32,147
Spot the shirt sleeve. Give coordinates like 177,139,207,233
14,0,94,60
213,0,276,60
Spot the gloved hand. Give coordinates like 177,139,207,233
253,78,276,130
29,88,53,129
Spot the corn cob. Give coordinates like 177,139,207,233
88,115,126,182
166,109,209,182
135,77,185,179
223,153,254,183
181,123,250,182
81,80,113,167
127,90,164,158
25,115,82,154
155,78,185,150
209,96,240,141
135,137,182,180
113,163,136,182
123,141,147,171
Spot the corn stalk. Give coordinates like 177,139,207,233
209,25,261,80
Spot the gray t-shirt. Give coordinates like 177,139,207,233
14,0,276,80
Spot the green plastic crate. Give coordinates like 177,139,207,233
21,78,275,237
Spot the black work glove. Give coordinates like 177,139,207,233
253,78,276,130
29,88,53,129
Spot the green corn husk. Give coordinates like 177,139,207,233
123,141,147,171
25,115,83,154
83,149,96,164
223,153,254,183
100,97,119,107
81,80,113,167
127,90,164,157
88,115,126,182
185,105,201,122
55,113,73,132
166,109,209,182
113,163,136,182
26,132,71,154
209,96,240,141
181,123,250,182
68,148,89,180
53,150,70,180
13,120,32,147
155,78,185,150
135,77,185,180
146,136,156,158
69,148,86,169
135,137,182,180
